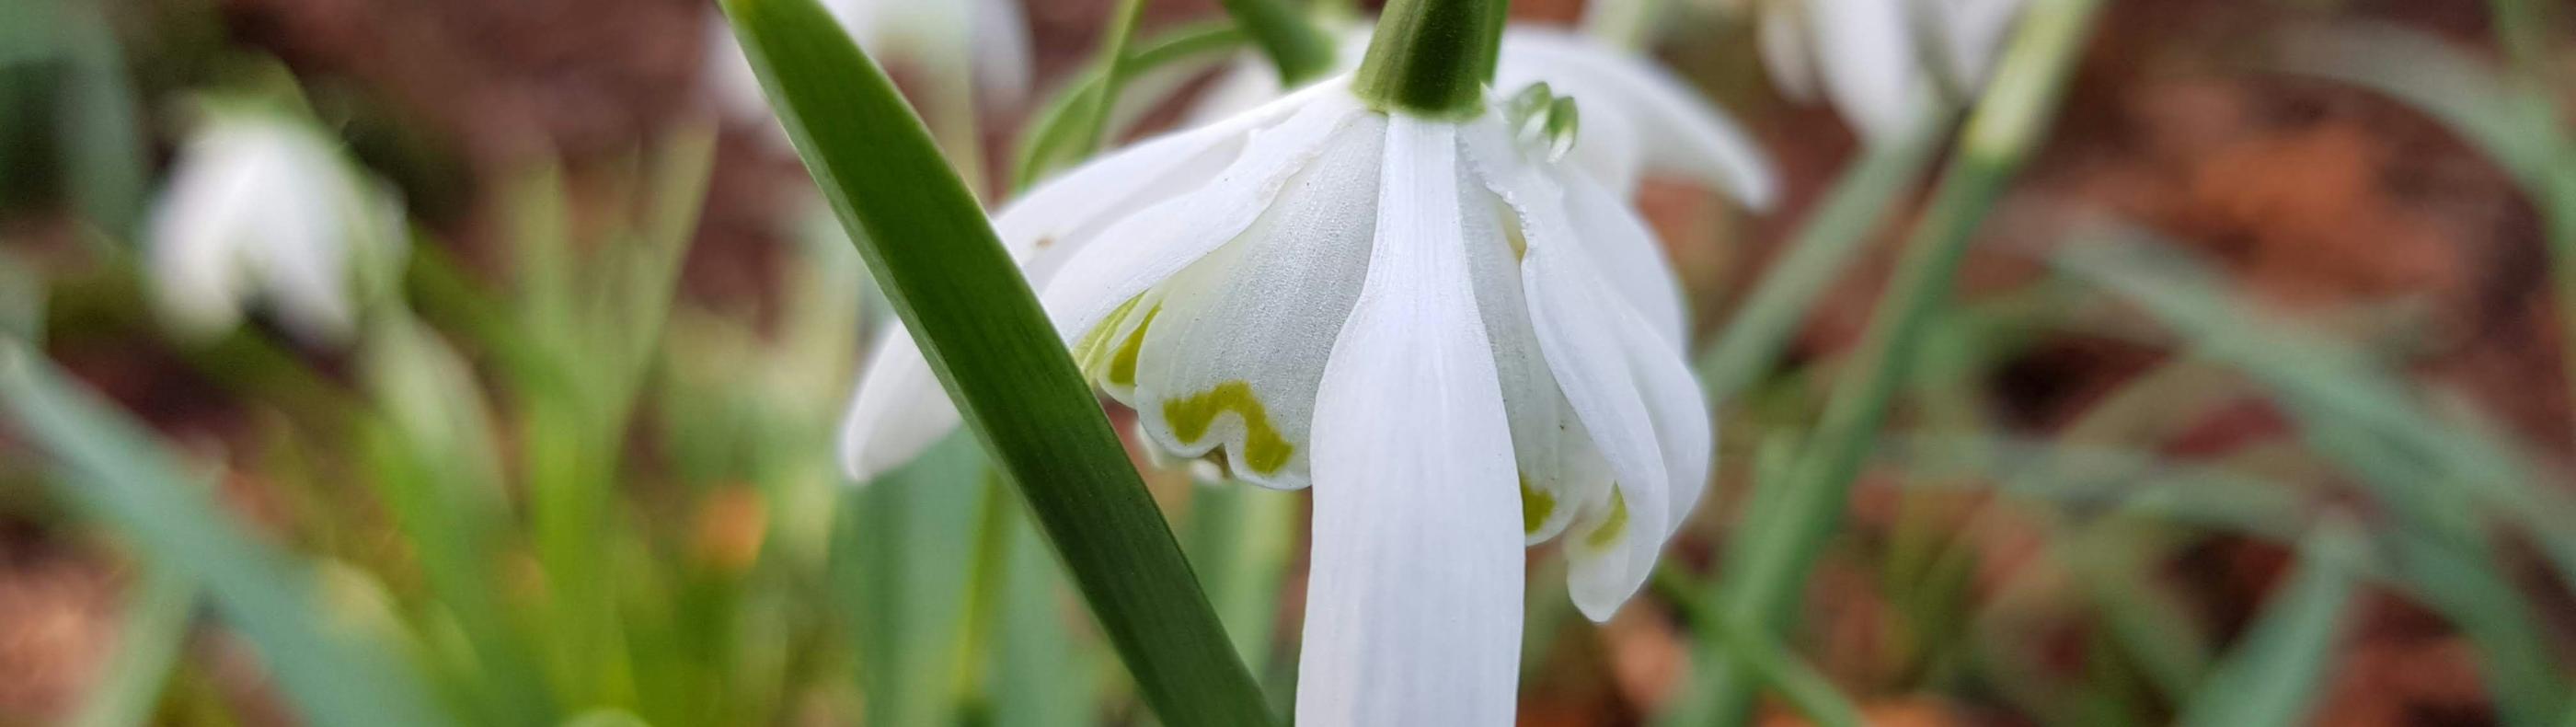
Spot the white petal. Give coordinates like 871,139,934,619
830,85,1341,481
1930,0,2025,91
1458,164,1598,544
969,0,1032,108
836,327,960,481
1038,87,1364,347
1126,114,1387,489
1496,28,1777,207
1468,128,1672,619
1563,172,1688,346
147,133,262,340
1298,116,1522,725
1759,3,1821,101
1811,0,1925,144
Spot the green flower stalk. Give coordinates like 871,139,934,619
1351,0,1509,117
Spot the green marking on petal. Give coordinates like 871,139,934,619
1163,381,1294,475
1073,295,1145,376
1584,488,1628,548
1521,476,1556,536
1108,305,1160,387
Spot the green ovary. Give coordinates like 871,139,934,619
1584,489,1628,548
1521,477,1556,536
1162,381,1294,475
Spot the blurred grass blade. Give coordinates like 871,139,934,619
0,344,455,727
1015,22,1246,189
1654,568,1866,727
68,565,194,727
2054,233,2570,727
2174,521,2364,727
721,0,1273,722
1184,482,1298,675
834,434,989,727
1672,0,2107,723
991,501,1103,727
1696,110,1949,398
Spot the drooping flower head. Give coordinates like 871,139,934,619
146,104,407,344
845,0,1725,718
1757,0,2027,143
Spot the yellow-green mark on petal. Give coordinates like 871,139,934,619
1163,381,1293,475
1073,295,1144,375
1108,305,1159,387
1584,489,1628,548
1521,476,1556,536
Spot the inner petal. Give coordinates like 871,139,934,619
1127,114,1389,490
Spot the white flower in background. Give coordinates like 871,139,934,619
1756,0,2026,144
1190,26,1777,204
841,74,1710,719
706,0,1031,121
146,108,407,344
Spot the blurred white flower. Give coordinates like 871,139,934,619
841,75,1710,720
146,108,407,344
706,0,1032,122
1190,26,1777,204
1758,0,2026,144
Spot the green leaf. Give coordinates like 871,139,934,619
720,0,1273,722
834,434,989,727
0,343,456,727
1696,110,1950,398
1014,22,1247,189
1670,0,2109,722
2173,521,2364,727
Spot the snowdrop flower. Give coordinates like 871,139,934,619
1757,0,2026,144
844,2,1710,717
1191,25,1776,204
706,0,1030,122
146,107,406,344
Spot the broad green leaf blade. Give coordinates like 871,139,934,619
0,344,456,727
721,1,1273,723
2174,522,2364,727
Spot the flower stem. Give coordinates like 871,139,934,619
1217,0,1338,86
1351,0,1507,117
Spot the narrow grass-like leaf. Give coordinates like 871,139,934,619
1697,111,1950,398
1673,1,2107,722
834,433,988,727
722,0,1272,721
2173,521,2364,727
2056,234,2570,727
0,343,455,727
1654,568,1867,727
67,565,193,727
1014,22,1246,188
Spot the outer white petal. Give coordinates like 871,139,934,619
1126,114,1387,489
836,329,960,480
147,133,260,340
831,84,1331,482
1297,115,1522,725
254,135,366,343
1929,0,2025,91
1039,87,1364,346
1467,126,1671,620
1811,0,1924,144
1495,28,1777,207
1563,172,1687,346
968,0,1033,108
1616,300,1714,538
1758,0,1820,101
1458,153,1599,544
